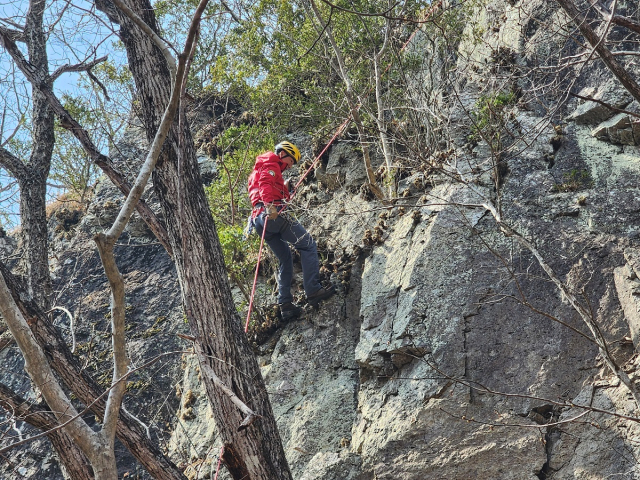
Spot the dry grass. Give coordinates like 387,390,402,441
45,193,87,219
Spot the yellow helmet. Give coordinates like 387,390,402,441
275,141,301,164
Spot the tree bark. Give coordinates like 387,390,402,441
97,1,293,477
0,383,94,480
0,261,186,480
0,0,55,309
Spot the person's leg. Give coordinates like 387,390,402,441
267,236,294,304
278,217,323,297
255,214,294,304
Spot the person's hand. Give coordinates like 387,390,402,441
284,178,294,193
267,204,278,220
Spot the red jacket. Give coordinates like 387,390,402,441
248,152,290,206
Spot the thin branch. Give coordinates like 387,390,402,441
0,329,14,353
0,25,24,42
94,233,129,442
570,92,640,119
220,0,241,23
414,354,640,423
94,0,211,446
483,200,640,408
439,406,591,429
0,17,25,30
594,1,640,36
199,360,261,431
556,0,640,105
297,7,333,64
49,306,76,353
319,0,398,17
87,68,111,101
50,55,108,83
0,349,186,455
121,405,151,441
0,104,24,148
318,0,443,24
0,27,173,255
0,268,100,459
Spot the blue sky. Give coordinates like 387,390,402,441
0,0,128,228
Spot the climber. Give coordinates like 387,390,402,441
248,141,335,320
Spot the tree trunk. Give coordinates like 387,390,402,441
16,0,54,308
0,261,186,480
0,383,94,480
18,172,52,309
97,1,293,477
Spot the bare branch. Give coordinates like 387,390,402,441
319,0,399,18
0,25,25,43
318,0,443,24
220,0,241,23
0,258,185,479
0,26,173,255
570,91,640,119
199,360,260,431
49,306,76,354
94,0,211,450
594,1,640,36
306,0,385,200
93,234,129,443
0,268,100,461
417,355,640,423
556,0,640,105
0,147,26,179
50,55,108,83
0,328,14,353
0,382,93,480
0,348,186,455
0,104,25,148
482,200,640,408
87,68,111,101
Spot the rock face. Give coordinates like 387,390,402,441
7,1,640,479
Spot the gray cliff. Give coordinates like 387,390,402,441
5,0,640,479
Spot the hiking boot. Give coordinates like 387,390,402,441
306,284,336,308
279,302,302,321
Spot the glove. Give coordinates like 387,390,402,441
267,204,278,221
285,178,295,193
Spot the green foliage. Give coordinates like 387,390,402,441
154,0,235,94
470,91,517,149
201,0,429,132
551,169,594,193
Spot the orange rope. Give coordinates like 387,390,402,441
244,217,268,333
213,445,224,479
